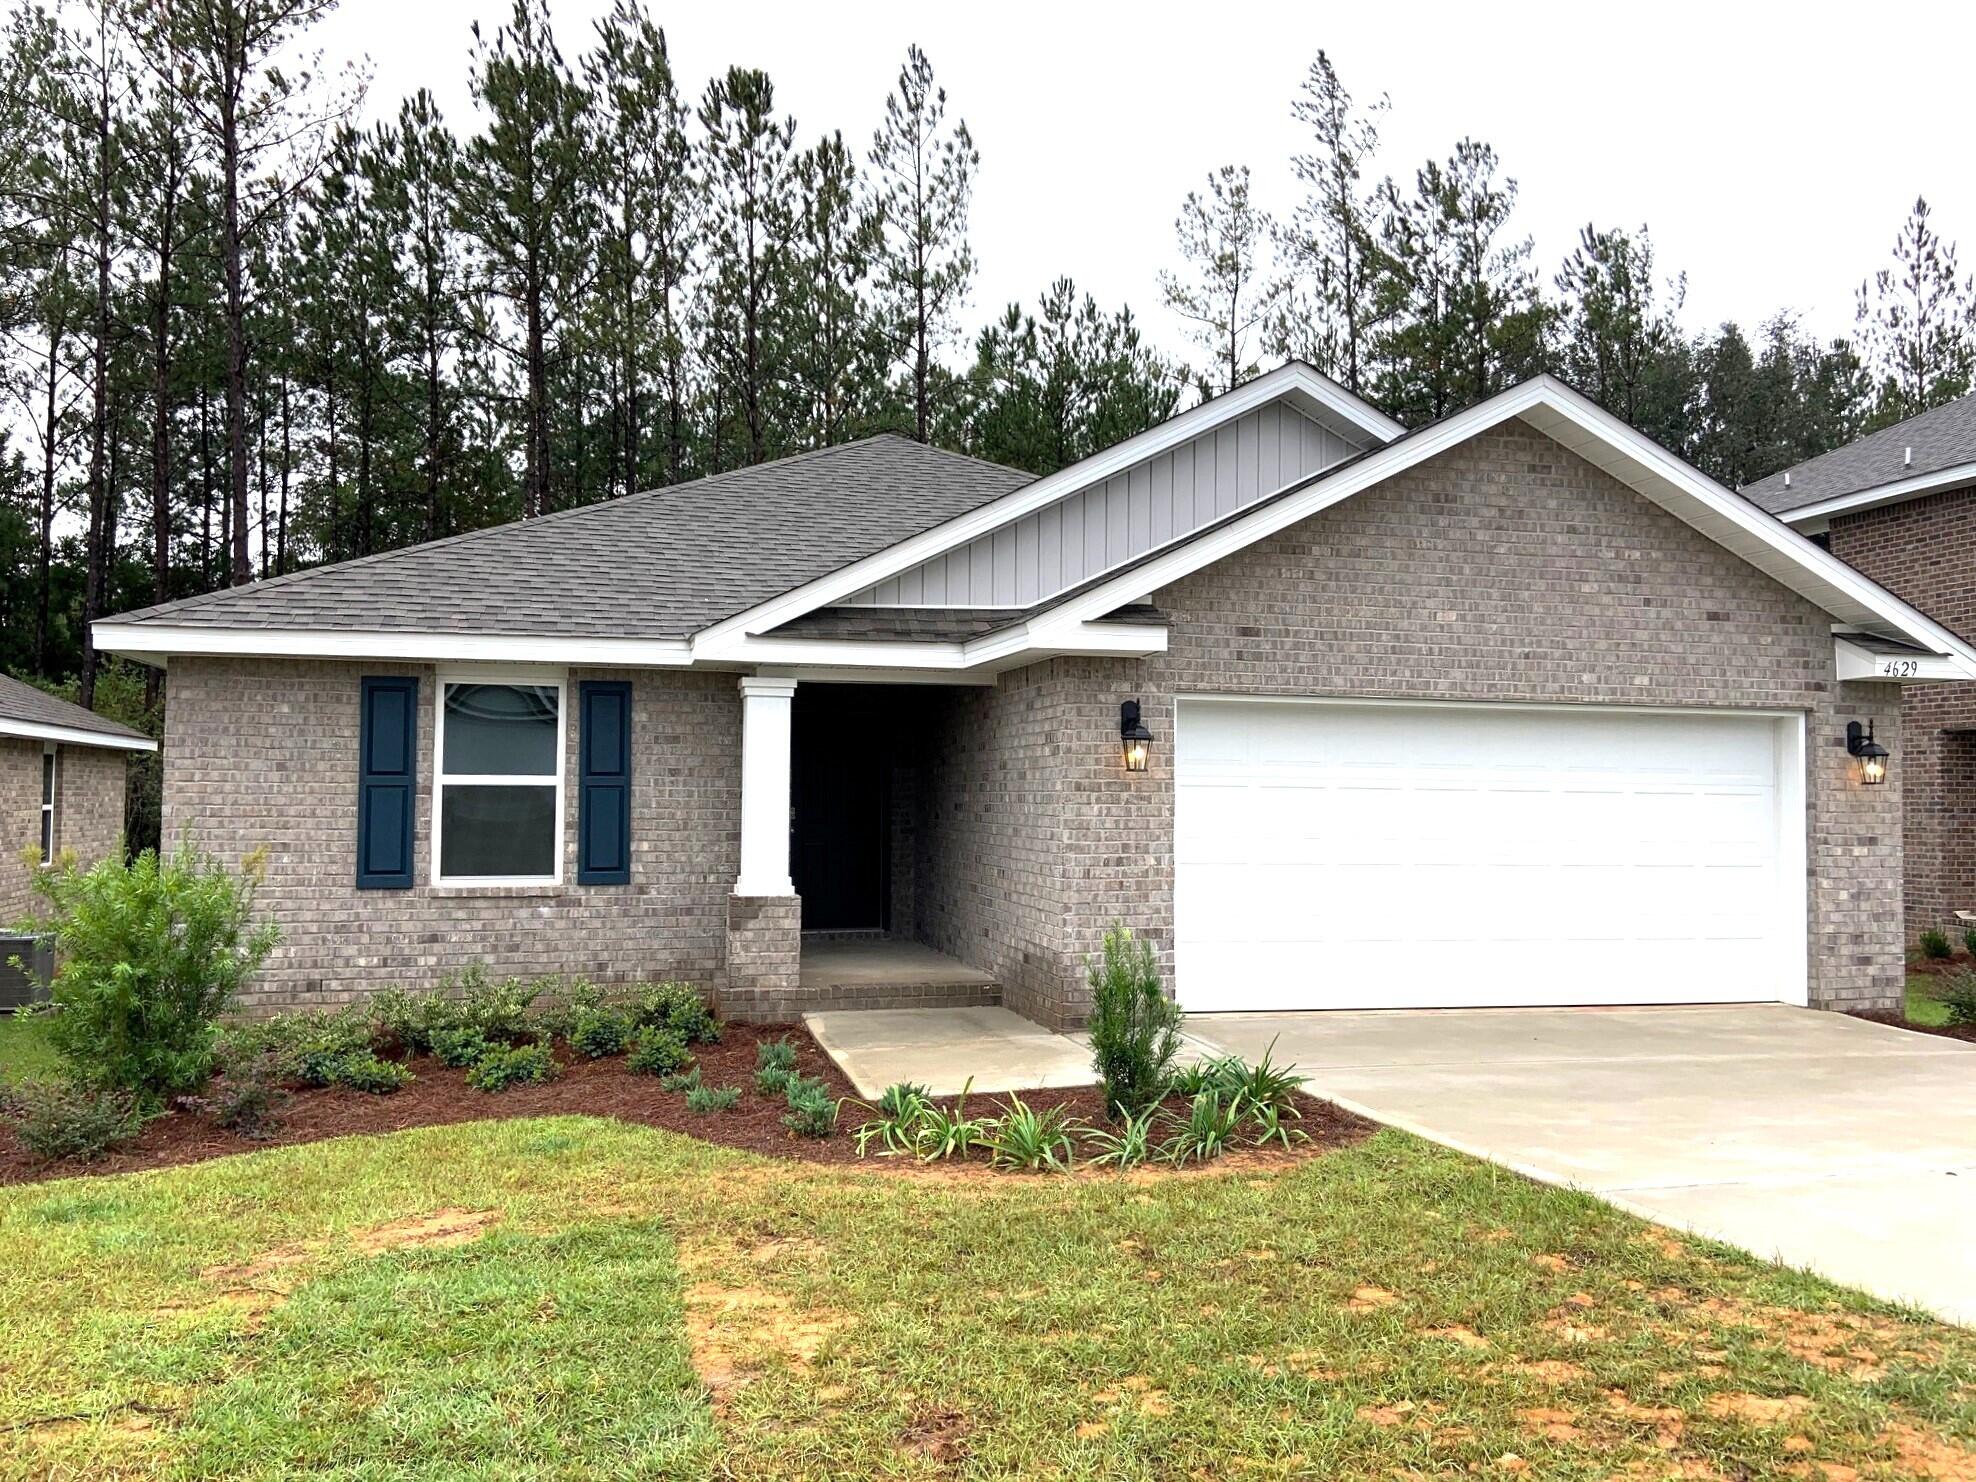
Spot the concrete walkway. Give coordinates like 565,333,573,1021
1189,1004,1976,1325
804,1006,1096,1099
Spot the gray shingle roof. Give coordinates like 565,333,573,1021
0,674,150,744
106,436,1035,639
1745,393,1976,514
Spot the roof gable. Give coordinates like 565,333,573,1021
1748,392,1976,519
0,674,154,750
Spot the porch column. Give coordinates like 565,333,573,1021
735,675,796,896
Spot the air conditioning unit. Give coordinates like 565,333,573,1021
0,935,52,1012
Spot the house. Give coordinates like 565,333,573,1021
1,673,156,925
94,367,1976,1026
1747,392,1976,947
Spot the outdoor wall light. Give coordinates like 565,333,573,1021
1120,699,1154,773
1846,720,1890,786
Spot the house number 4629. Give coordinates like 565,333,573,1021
1879,659,1919,678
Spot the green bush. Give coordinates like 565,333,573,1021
986,1095,1079,1172
1,1080,149,1162
1083,1104,1158,1170
466,1042,558,1093
16,840,279,1106
326,1051,413,1094
1920,928,1954,961
569,1006,633,1059
754,1037,797,1096
181,1054,288,1139
284,1008,380,1087
430,1025,494,1069
1963,927,1976,962
1938,968,1976,1026
685,1084,741,1114
371,987,466,1057
447,965,542,1042
519,977,603,1044
850,1081,932,1157
782,1075,838,1138
627,1026,691,1077
627,981,719,1044
1158,1090,1244,1166
1086,924,1180,1117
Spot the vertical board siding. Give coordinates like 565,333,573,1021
844,404,1363,608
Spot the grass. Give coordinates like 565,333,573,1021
1907,975,1953,1027
0,1011,59,1083
1,1119,1972,1478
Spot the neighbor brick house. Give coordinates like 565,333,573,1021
97,368,1976,1025
1747,392,1976,947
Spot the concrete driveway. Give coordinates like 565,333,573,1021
1188,1004,1976,1325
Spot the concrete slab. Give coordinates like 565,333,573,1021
799,939,997,992
804,1006,1096,1099
1188,1005,1976,1325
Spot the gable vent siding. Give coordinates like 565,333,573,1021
846,403,1361,607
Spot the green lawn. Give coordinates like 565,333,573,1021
1908,975,1953,1027
0,1010,59,1083
2,1119,1971,1479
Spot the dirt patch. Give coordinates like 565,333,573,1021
1703,1392,1812,1425
1092,1375,1171,1418
1500,1359,1586,1384
682,1278,851,1406
0,1021,1375,1186
1514,1406,1583,1442
350,1207,499,1255
1879,1423,1976,1481
900,1407,971,1463
1345,1285,1400,1312
1421,1324,1490,1350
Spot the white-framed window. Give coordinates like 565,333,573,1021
38,743,55,865
431,673,566,885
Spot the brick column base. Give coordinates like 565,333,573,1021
722,894,802,1022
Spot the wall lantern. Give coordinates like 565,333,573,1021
1120,699,1154,773
1846,720,1890,786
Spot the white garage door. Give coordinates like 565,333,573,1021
1174,699,1804,1011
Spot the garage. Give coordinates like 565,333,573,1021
1173,698,1806,1011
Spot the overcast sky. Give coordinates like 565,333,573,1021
315,0,1973,369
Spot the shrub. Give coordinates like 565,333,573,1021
627,981,719,1044
466,1042,558,1093
1246,1099,1308,1151
627,1026,691,1077
658,1063,702,1093
329,1052,413,1094
181,1054,289,1139
449,966,541,1042
1169,1056,1237,1097
1158,1090,1244,1166
1938,968,1976,1026
17,840,280,1106
1963,927,1976,962
430,1025,494,1069
1920,928,1954,961
851,1081,932,1157
284,1007,380,1087
910,1078,990,1162
685,1084,741,1114
987,1095,1080,1172
569,1006,633,1059
2,1080,148,1162
1212,1038,1304,1116
519,977,603,1044
1084,1104,1159,1170
1086,924,1181,1117
754,1037,798,1096
371,987,465,1057
782,1074,838,1138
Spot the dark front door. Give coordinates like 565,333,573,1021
792,693,887,931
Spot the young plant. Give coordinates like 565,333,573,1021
1084,1104,1160,1170
1246,1098,1309,1151
430,1025,493,1069
1963,927,1976,962
569,1006,633,1060
466,1042,558,1093
685,1084,741,1114
1937,967,1976,1026
851,1081,933,1157
627,1026,691,1077
1086,923,1181,1116
629,981,720,1044
1159,1090,1244,1166
1920,928,1954,961
658,1063,703,1093
1,1081,149,1163
371,987,466,1057
1169,1056,1239,1097
987,1095,1080,1173
183,1052,289,1139
1220,1037,1304,1117
782,1075,838,1138
325,1051,413,1095
754,1037,798,1096
911,1078,991,1162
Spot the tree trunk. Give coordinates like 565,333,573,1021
35,332,59,675
221,76,250,584
278,370,291,575
80,58,115,709
526,282,547,518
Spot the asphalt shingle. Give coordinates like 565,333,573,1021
0,674,150,743
1745,392,1976,513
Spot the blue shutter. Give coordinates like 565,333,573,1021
357,676,418,889
578,681,632,885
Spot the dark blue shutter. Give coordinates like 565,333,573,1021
578,681,632,885
357,676,417,889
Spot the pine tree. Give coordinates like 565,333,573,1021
1855,196,1975,426
1553,223,1691,445
868,44,976,442
1159,165,1275,396
789,130,882,448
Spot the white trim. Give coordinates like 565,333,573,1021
735,676,797,897
430,670,568,889
1774,458,1976,529
691,364,1396,656
1776,712,1810,1009
39,743,55,867
0,717,155,753
722,619,1168,673
92,622,694,668
1834,637,1970,683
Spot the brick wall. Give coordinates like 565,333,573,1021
976,423,1901,1025
0,737,128,923
1826,486,1976,942
0,739,40,922
164,659,742,1015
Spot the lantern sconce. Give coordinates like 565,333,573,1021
1120,700,1154,773
1846,720,1889,786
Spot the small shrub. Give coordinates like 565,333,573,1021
283,1006,381,1087
1084,1104,1159,1170
18,840,280,1106
450,966,541,1042
1246,1099,1309,1151
181,1054,289,1139
1920,928,1954,961
466,1042,558,1093
569,1006,633,1060
1963,927,1976,962
370,987,461,1056
754,1037,798,1096
627,1026,691,1077
911,1078,990,1162
430,1025,494,1069
1086,924,1181,1117
658,1063,702,1093
2,1080,148,1162
782,1074,838,1138
1159,1090,1244,1166
627,981,720,1044
1938,967,1976,1026
1217,1038,1304,1116
685,1084,741,1114
987,1095,1080,1172
851,1081,932,1157
520,977,603,1044
1169,1056,1237,1097
325,1051,412,1094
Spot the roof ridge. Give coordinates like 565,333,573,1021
1751,390,1976,491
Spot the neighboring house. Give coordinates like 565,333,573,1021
1747,392,1976,946
0,673,156,924
95,366,1976,1025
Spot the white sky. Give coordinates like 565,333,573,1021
315,0,1976,371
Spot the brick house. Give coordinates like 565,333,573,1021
1747,392,1976,947
96,369,1976,1026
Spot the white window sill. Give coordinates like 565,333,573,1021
428,881,566,898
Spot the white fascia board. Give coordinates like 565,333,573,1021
1025,375,1976,676
0,717,156,752
92,622,695,668
690,364,1394,658
1776,460,1976,529
1834,637,1976,683
721,620,1168,673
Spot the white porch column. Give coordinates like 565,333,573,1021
735,676,797,896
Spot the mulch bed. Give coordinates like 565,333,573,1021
1906,953,1973,978
1851,1008,1976,1044
0,1022,1374,1187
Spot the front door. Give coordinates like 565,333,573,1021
792,693,888,931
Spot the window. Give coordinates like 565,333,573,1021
433,678,565,884
38,744,55,865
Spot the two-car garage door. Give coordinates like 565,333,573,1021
1173,699,1805,1011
